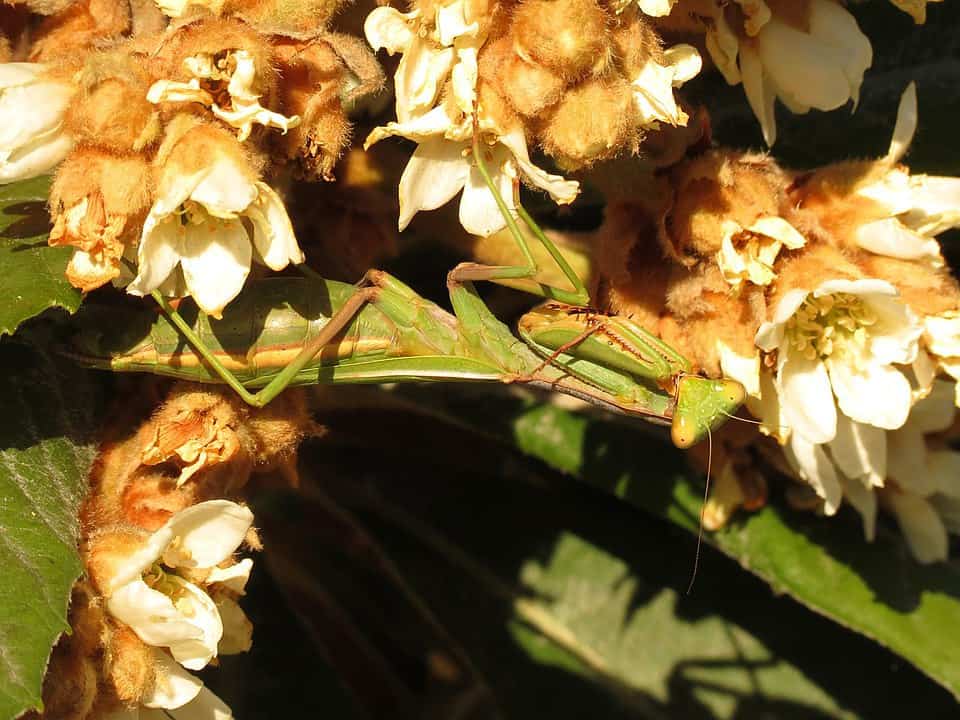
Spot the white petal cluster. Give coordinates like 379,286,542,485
848,84,960,266
148,50,301,142
705,0,872,146
724,279,924,526
630,44,702,129
0,63,74,183
716,215,806,288
104,501,254,713
126,143,304,317
363,0,579,236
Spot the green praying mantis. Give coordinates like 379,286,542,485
71,134,745,449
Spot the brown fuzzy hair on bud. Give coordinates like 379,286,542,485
512,0,612,82
226,0,351,35
65,50,161,152
661,150,795,262
84,528,150,596
274,33,384,180
156,113,266,186
661,264,766,375
28,0,131,62
859,254,960,318
499,52,565,118
539,76,637,170
103,624,157,706
611,3,664,79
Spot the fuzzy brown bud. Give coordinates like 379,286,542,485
29,0,131,62
512,0,611,81
540,76,636,170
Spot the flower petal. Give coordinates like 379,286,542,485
886,82,917,163
180,219,252,317
779,354,837,444
166,576,223,670
127,213,185,297
854,218,942,263
807,0,872,104
108,579,203,648
207,558,253,594
906,379,956,434
748,216,806,249
887,426,934,494
166,687,234,720
364,6,415,54
755,289,809,350
0,129,72,183
162,500,254,570
460,152,514,237
829,414,886,485
739,43,777,146
190,158,257,217
499,128,579,205
216,597,253,655
143,649,203,709
717,341,761,398
784,434,842,515
887,491,948,564
397,138,470,231
827,356,912,430
248,182,304,270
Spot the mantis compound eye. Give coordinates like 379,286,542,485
671,376,746,449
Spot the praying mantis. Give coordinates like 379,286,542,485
71,135,745,449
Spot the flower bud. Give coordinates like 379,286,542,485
104,624,157,705
226,0,350,33
512,0,612,82
64,53,160,152
29,0,131,62
540,76,636,169
499,53,564,117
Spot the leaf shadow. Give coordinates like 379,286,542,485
0,200,50,240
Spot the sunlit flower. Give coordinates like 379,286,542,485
103,500,254,671
0,63,74,182
630,44,702,128
148,50,300,142
750,279,922,512
842,84,960,266
884,379,960,562
364,0,579,234
126,124,304,317
635,0,677,16
716,215,806,288
704,0,872,146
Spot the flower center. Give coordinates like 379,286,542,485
785,293,877,363
144,562,198,617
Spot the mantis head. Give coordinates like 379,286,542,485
671,375,746,448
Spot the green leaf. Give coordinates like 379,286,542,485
0,176,82,338
294,392,957,717
376,385,960,703
0,342,100,719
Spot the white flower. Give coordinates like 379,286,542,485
0,63,74,183
756,279,922,443
849,84,960,266
716,215,806,288
104,685,234,720
704,0,872,146
104,500,254,671
751,279,922,513
630,44,702,128
126,145,304,317
148,51,300,142
364,0,579,235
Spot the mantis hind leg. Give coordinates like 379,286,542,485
151,270,387,408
